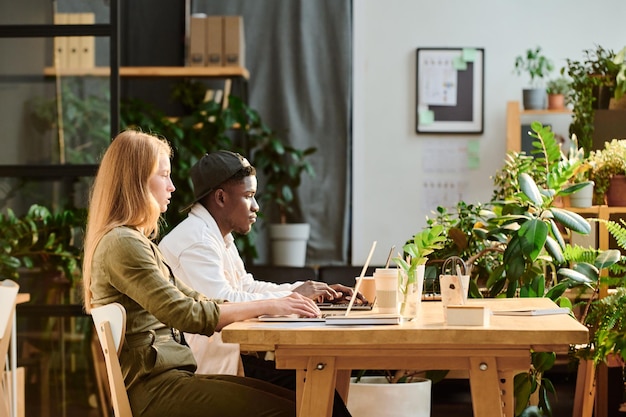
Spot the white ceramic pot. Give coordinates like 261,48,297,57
268,223,310,266
347,376,431,417
569,182,594,208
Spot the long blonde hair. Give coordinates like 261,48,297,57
82,130,172,311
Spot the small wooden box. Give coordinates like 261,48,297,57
446,305,490,326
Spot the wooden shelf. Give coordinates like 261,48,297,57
43,66,249,80
506,101,572,153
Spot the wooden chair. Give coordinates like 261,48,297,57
91,303,132,417
0,280,19,417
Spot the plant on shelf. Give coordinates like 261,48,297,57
514,46,554,109
546,76,571,96
564,45,620,154
587,139,626,205
545,76,571,110
514,46,555,88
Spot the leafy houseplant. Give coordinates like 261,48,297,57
587,139,626,205
0,204,84,303
564,45,620,154
514,47,555,88
514,47,554,110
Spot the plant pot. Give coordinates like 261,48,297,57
609,95,626,110
268,223,310,267
592,85,613,109
547,93,566,110
569,182,594,208
522,88,546,110
347,376,431,417
606,175,626,206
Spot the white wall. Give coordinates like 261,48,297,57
352,0,626,265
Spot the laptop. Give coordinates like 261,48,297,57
316,302,373,311
257,311,400,325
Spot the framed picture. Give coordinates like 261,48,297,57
416,47,484,134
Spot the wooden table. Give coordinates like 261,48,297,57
222,298,589,417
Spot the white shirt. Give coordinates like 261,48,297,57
158,203,300,375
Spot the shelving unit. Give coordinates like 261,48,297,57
43,65,249,79
0,0,119,182
506,100,572,152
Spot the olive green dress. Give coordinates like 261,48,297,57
90,226,295,417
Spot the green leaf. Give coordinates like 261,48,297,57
550,208,591,234
518,219,548,261
519,173,543,206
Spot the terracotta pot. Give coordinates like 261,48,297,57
547,94,565,110
606,175,626,206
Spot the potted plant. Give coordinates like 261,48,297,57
513,46,554,109
394,225,446,319
545,76,571,110
587,139,626,206
564,135,594,208
0,204,84,304
564,45,620,154
249,127,317,267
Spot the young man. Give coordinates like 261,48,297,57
159,151,363,374
159,150,359,417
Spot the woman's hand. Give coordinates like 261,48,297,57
266,292,321,317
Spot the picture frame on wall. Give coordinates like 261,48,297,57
416,47,484,134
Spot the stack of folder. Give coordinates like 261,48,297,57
188,14,245,68
53,13,95,69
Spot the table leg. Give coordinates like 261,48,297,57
298,356,337,417
469,357,504,417
335,370,351,403
573,359,596,417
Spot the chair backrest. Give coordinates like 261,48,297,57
0,280,19,417
91,303,132,417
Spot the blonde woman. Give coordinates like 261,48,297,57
83,130,320,417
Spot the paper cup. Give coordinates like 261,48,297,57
373,268,398,313
355,276,376,304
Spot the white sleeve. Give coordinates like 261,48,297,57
175,236,294,302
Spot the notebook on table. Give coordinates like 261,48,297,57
324,312,401,325
257,311,400,325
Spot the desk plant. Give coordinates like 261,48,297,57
394,224,446,318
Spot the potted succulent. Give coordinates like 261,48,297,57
545,76,571,110
513,46,554,109
587,139,626,206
